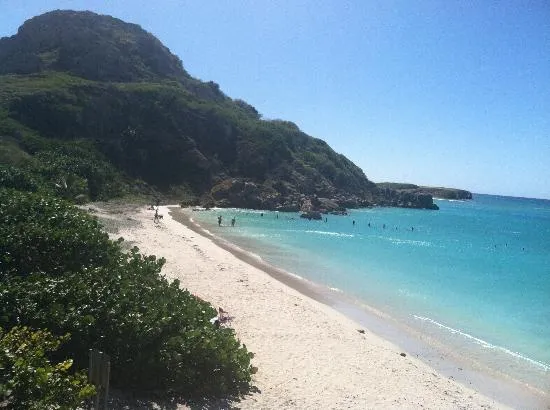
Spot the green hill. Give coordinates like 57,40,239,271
0,10,438,210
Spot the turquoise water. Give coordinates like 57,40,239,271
188,194,550,388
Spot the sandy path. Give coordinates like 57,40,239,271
95,204,510,409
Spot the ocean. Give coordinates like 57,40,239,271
187,194,550,394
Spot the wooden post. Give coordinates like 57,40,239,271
103,359,110,410
89,348,111,409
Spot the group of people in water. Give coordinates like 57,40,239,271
351,220,415,231
215,212,528,252
218,215,236,227
215,211,417,232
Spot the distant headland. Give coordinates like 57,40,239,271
376,183,473,201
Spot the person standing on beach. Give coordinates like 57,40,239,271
231,217,236,227
218,215,222,226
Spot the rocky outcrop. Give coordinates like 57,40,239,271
419,187,472,200
377,183,472,201
300,211,322,220
376,187,439,210
207,178,439,212
210,179,280,209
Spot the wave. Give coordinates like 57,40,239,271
234,208,274,214
413,315,550,371
383,237,432,247
398,288,427,300
245,233,270,238
189,217,214,236
303,230,355,238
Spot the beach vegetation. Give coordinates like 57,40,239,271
0,326,95,410
0,188,254,399
0,134,128,202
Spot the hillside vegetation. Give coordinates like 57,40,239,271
0,9,438,210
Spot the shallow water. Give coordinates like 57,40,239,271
189,194,550,393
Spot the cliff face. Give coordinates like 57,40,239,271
377,183,473,205
0,10,438,211
419,187,472,200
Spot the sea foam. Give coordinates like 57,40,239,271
413,315,550,371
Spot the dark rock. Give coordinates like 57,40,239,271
276,204,300,212
300,211,322,220
210,178,282,209
376,186,440,210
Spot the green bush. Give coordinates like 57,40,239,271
0,326,95,410
0,189,120,277
0,165,39,192
0,188,254,398
1,265,253,396
0,135,128,202
32,143,127,201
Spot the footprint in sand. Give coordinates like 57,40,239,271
192,244,206,257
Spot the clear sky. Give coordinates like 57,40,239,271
1,1,549,199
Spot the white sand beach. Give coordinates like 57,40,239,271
93,204,527,409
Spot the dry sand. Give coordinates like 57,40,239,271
91,204,524,409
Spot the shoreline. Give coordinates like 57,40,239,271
94,203,547,408
174,208,548,409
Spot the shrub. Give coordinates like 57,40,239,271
0,165,39,192
0,254,253,397
0,188,254,398
2,135,128,202
0,326,95,410
33,144,127,201
0,189,120,277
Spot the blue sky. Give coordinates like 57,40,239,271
1,1,549,199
